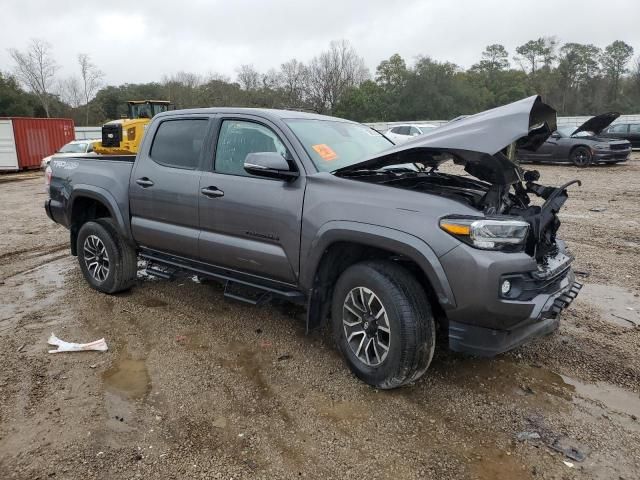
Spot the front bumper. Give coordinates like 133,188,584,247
439,242,582,357
592,150,631,162
448,272,581,356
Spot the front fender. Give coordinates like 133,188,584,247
301,220,456,309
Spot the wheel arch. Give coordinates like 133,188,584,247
302,221,456,331
68,186,130,255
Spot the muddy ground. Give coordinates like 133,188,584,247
1,156,639,480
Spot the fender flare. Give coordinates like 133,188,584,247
68,185,131,240
301,220,456,309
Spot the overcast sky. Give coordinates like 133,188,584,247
1,0,639,86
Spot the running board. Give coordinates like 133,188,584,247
224,281,273,305
144,266,175,280
139,249,305,304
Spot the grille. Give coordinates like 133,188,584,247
610,143,629,151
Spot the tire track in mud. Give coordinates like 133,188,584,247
0,243,68,262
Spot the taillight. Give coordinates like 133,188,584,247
45,166,52,194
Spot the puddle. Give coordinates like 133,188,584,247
562,375,640,419
580,283,640,327
102,359,151,400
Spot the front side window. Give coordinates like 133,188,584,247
285,118,393,172
150,119,208,169
608,124,628,133
215,120,289,177
628,124,640,133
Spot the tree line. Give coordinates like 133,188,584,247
1,37,639,126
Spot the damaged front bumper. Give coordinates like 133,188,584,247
440,241,582,357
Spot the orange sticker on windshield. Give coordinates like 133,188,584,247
312,144,338,161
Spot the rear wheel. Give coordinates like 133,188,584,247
570,146,592,167
76,219,137,294
331,261,436,389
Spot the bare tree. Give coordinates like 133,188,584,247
279,59,309,107
78,54,104,125
307,40,369,113
236,64,261,90
9,39,59,117
59,76,83,108
162,71,202,108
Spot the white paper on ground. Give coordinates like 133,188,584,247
47,333,108,353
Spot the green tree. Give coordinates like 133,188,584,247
0,72,34,116
471,44,510,74
375,54,409,92
601,40,634,102
515,37,557,73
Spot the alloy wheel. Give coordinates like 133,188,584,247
83,235,110,282
342,286,391,367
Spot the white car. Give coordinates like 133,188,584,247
40,139,100,169
384,124,439,144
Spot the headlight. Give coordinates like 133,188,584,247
440,217,529,251
593,144,610,150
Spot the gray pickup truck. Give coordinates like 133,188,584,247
45,95,582,389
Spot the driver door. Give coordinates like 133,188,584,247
198,116,305,283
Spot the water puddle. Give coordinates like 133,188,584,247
580,283,639,327
102,358,151,399
562,375,640,419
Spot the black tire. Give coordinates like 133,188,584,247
570,146,592,167
76,218,137,294
331,261,436,389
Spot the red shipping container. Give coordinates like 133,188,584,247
0,117,75,171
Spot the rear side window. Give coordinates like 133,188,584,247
150,119,208,169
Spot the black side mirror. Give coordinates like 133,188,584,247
244,152,298,180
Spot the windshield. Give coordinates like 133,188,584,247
285,119,393,172
58,143,87,153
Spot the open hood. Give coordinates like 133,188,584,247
336,95,557,185
570,112,619,136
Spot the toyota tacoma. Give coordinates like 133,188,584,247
45,95,582,389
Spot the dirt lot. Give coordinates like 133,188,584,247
1,156,639,479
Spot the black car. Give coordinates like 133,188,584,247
599,122,640,148
518,112,632,167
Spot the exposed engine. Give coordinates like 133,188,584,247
342,167,580,264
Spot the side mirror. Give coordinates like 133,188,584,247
411,132,419,137
550,132,561,139
244,152,298,180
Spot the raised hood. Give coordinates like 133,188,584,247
570,112,619,136
336,95,557,185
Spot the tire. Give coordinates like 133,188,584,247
331,261,436,389
76,218,137,294
570,146,592,167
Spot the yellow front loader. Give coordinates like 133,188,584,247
94,100,171,155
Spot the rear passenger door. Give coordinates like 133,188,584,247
129,117,211,259
198,116,305,283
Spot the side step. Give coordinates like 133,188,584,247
138,249,305,305
224,281,273,305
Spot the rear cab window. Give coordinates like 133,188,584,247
150,119,209,169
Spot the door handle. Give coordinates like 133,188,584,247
136,177,154,188
201,186,224,198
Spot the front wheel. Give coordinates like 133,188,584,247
570,146,592,167
76,219,137,294
331,261,436,389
